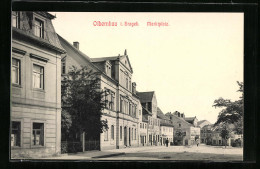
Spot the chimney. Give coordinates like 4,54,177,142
73,41,79,49
132,82,136,94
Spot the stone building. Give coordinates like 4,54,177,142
157,107,174,145
166,111,200,146
58,35,141,150
11,12,65,158
137,91,160,146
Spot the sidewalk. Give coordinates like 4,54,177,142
42,150,125,160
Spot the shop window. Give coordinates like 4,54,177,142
32,123,44,146
11,121,21,147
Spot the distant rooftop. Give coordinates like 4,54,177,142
137,91,155,103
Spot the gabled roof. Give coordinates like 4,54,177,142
166,113,193,127
91,56,120,62
137,91,155,103
157,107,168,120
57,34,118,84
197,120,207,126
57,34,91,62
184,116,196,122
197,120,211,127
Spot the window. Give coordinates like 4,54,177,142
12,12,20,28
32,123,44,146
120,97,123,112
126,77,128,89
179,123,181,127
33,64,44,89
11,121,21,147
111,93,115,111
135,129,136,140
12,58,20,85
132,128,133,140
120,126,122,140
140,123,142,128
111,125,114,140
61,58,66,74
104,129,108,141
129,103,131,115
35,18,44,38
145,124,146,129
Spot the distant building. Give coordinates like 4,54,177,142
200,124,213,144
157,107,174,145
185,116,198,127
58,35,141,150
166,111,200,146
137,91,160,146
11,12,66,158
197,120,211,128
139,112,148,146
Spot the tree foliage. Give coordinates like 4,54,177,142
61,66,108,140
213,81,243,134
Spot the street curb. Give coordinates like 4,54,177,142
91,152,125,158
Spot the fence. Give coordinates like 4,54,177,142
85,140,100,151
61,141,82,154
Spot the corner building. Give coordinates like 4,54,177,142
58,35,141,150
11,12,65,158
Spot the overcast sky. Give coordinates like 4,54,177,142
51,12,243,124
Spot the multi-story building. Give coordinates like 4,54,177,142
157,107,174,145
11,12,66,158
166,111,200,146
139,111,148,146
58,35,141,150
200,124,213,144
137,91,160,146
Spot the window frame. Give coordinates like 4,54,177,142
104,129,109,141
111,125,114,140
11,120,23,148
12,11,20,28
34,17,44,38
32,64,44,90
12,58,21,85
31,121,46,148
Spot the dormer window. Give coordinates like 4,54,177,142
12,11,20,28
35,18,44,38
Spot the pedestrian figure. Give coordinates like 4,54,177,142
196,139,199,147
165,138,169,147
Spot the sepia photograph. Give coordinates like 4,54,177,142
10,11,244,161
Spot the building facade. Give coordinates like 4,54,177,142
58,35,141,150
11,12,65,158
166,111,200,146
137,91,160,146
157,107,174,145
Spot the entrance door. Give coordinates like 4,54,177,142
124,127,127,146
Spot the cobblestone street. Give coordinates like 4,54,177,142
44,144,243,161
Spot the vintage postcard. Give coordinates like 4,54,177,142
10,11,244,161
